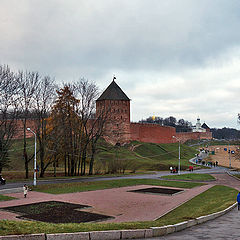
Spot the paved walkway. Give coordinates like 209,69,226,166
140,207,240,240
1,171,239,238
0,184,213,223
135,173,240,239
211,173,240,191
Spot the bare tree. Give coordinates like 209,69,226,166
17,71,40,178
88,109,109,175
74,79,99,175
46,79,106,176
33,76,56,177
0,65,19,173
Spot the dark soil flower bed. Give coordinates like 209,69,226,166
129,187,183,195
1,201,113,223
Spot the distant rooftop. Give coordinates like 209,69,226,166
202,123,210,129
97,78,130,101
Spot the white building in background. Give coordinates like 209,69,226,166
192,117,206,132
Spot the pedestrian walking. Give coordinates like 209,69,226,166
23,184,28,198
170,166,173,173
237,192,240,211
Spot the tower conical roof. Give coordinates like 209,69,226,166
97,79,130,101
202,123,210,129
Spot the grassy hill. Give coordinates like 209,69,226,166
95,140,198,172
4,138,198,177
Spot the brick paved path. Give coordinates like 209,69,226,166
1,172,239,239
0,184,213,222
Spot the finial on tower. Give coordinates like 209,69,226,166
113,75,116,81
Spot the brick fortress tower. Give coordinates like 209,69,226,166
96,77,131,145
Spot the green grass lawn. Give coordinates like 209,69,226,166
0,185,237,236
161,173,215,181
33,178,203,194
156,185,237,225
0,195,16,202
7,138,35,171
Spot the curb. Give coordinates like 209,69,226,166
227,171,240,181
0,202,237,240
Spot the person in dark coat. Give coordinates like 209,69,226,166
237,192,240,210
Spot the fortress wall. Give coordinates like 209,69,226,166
176,131,212,143
13,119,38,139
130,123,176,144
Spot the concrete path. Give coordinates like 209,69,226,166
135,173,240,239
140,206,240,240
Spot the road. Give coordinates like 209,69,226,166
0,164,228,193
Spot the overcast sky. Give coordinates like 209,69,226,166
1,0,240,129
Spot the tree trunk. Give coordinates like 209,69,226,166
54,155,56,177
23,119,29,179
67,154,70,176
89,146,96,175
40,146,45,177
81,148,86,176
71,154,75,176
64,153,67,176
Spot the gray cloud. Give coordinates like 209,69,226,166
1,0,240,128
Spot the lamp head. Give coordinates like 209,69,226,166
27,128,31,131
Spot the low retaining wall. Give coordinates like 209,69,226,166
0,203,237,240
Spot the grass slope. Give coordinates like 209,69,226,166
156,185,237,225
132,141,197,170
4,138,198,176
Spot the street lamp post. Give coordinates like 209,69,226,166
228,142,231,169
173,136,181,175
27,128,37,186
224,139,232,169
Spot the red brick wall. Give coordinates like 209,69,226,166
176,131,212,143
130,123,176,144
13,119,38,139
96,99,131,145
